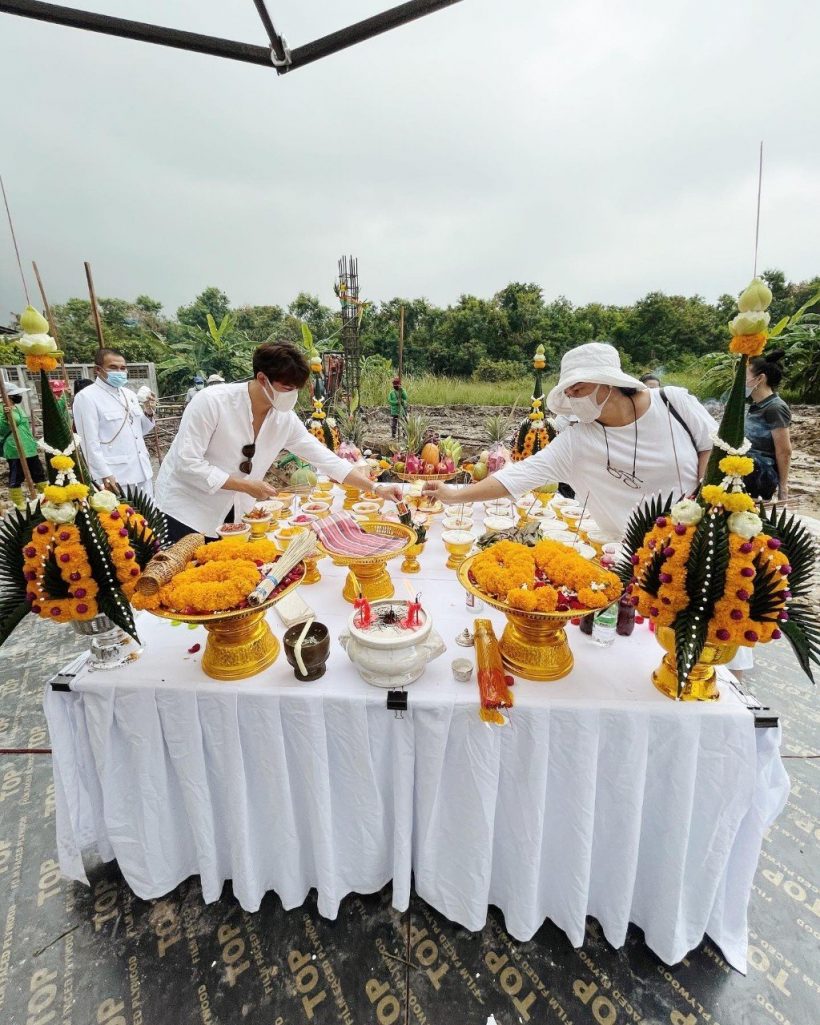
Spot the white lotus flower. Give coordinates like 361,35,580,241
89,490,119,512
728,511,763,539
737,278,773,313
41,501,77,524
670,499,703,526
729,311,770,336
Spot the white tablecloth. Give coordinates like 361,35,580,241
43,510,790,973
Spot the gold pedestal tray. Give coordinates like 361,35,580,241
316,521,416,603
457,554,619,682
652,626,737,701
148,565,305,681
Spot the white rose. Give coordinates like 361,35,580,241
41,501,77,524
728,511,763,539
729,310,770,336
670,499,703,526
89,490,119,512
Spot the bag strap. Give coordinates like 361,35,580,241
659,388,697,451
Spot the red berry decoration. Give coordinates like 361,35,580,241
31,604,41,613
36,524,50,535
76,603,88,614
716,629,730,641
674,523,687,536
780,565,792,576
740,542,754,553
74,587,86,598
187,643,201,654
119,527,129,537
124,550,135,560
59,531,71,541
60,553,70,563
736,589,750,601
130,567,139,576
730,609,743,621
24,570,37,581
655,516,667,527
110,510,120,520
24,546,36,557
740,567,755,578
772,629,782,639
767,538,781,550
50,607,62,616
744,630,759,642
70,572,81,581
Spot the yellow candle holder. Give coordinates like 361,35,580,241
243,514,274,539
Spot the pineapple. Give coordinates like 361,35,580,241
484,412,513,472
512,345,554,461
404,412,428,456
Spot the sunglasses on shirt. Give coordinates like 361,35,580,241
239,443,256,475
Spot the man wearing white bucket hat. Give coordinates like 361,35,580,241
425,342,716,540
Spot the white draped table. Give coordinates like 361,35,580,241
43,519,789,973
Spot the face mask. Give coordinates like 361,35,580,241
261,378,299,412
195,383,204,391
566,386,611,423
106,370,128,389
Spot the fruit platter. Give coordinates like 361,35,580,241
389,415,471,482
457,539,622,681
133,536,306,680
312,513,417,602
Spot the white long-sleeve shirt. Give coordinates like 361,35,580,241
494,387,716,540
154,382,354,534
72,378,154,485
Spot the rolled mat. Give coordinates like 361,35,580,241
135,533,205,595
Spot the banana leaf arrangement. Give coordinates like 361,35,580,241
618,279,819,695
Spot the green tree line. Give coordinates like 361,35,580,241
3,270,818,400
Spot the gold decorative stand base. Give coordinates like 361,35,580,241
201,608,280,681
343,564,395,603
499,614,574,681
401,542,424,574
302,555,322,584
651,626,736,701
342,486,360,510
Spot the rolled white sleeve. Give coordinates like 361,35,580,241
284,416,355,482
72,391,111,481
173,395,231,494
493,433,574,499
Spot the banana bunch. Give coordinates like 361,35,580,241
439,436,463,465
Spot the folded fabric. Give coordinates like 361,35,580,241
313,512,404,557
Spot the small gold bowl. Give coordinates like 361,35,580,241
300,500,331,519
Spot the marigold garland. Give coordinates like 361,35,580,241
157,561,261,614
470,538,620,611
97,503,153,598
700,485,756,513
193,538,278,564
22,522,99,623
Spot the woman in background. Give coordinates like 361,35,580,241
745,349,792,502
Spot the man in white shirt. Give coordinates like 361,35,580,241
155,342,400,540
424,342,716,541
72,348,156,498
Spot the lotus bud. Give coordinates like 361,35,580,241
670,498,703,526
89,490,119,512
737,278,773,313
727,511,763,539
729,311,770,336
19,304,50,334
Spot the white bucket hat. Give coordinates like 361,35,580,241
547,342,646,415
206,373,225,384
3,382,29,397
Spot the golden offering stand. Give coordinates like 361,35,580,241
316,521,416,603
652,626,736,701
401,541,426,574
457,554,620,682
148,565,305,681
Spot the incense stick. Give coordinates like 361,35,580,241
753,141,764,279
572,492,590,542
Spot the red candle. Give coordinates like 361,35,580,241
354,594,372,628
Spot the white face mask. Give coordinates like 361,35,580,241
261,378,299,412
566,386,611,423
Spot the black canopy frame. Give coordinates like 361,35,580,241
0,0,463,74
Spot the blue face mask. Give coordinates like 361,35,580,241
106,370,128,389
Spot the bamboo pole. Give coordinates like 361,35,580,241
84,261,105,349
398,304,404,383
32,260,73,403
0,375,37,500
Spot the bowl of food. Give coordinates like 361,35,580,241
442,514,473,532
352,501,381,518
276,525,309,546
275,492,296,513
483,515,516,534
300,500,331,519
290,512,319,528
256,500,284,520
242,507,274,537
216,522,251,541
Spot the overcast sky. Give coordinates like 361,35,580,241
1,0,818,323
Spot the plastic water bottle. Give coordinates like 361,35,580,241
592,602,618,647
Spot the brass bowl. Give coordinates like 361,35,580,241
652,626,737,701
315,520,417,603
457,553,621,682
148,563,305,681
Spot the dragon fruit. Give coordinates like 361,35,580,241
405,453,421,474
487,444,509,473
337,441,362,463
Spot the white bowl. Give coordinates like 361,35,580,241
483,515,516,533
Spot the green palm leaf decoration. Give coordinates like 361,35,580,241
39,370,91,485
75,505,139,643
673,510,729,696
760,504,817,598
780,607,820,682
616,493,674,586
639,548,665,598
0,504,44,646
119,484,169,551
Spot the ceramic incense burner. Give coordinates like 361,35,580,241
338,599,445,688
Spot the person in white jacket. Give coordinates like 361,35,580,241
72,348,156,498
155,342,400,541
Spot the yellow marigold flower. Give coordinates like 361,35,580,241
728,333,767,357
718,455,754,478
50,455,74,472
64,483,90,501
43,485,69,504
701,485,727,507
722,492,756,514
26,354,59,372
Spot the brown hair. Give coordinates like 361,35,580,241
252,343,310,388
94,348,124,368
749,348,785,389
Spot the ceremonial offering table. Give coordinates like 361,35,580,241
43,523,789,973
